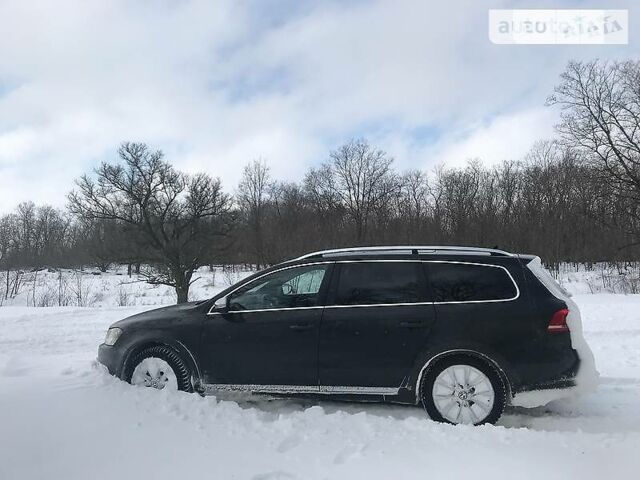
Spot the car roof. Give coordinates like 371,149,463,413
273,246,533,270
294,245,514,260
208,247,530,303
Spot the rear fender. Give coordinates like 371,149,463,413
404,343,516,403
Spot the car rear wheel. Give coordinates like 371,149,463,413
420,355,506,425
125,345,193,392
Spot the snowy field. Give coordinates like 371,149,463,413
0,266,254,308
1,273,640,479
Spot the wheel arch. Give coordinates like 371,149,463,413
413,349,513,403
120,336,201,384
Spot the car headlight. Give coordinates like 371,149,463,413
104,327,123,346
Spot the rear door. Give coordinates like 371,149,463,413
425,261,527,357
318,261,435,391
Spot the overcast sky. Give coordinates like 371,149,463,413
0,0,638,212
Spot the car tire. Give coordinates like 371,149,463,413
419,355,506,425
125,345,193,392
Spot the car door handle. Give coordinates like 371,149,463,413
289,323,314,331
399,320,426,328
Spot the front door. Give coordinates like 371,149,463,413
319,261,435,391
200,263,333,391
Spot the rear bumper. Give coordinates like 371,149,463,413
510,356,581,408
517,356,580,392
510,385,581,408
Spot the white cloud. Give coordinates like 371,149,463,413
0,0,638,211
422,107,558,169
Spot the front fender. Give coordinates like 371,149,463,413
117,329,202,383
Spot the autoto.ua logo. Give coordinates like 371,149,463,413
489,9,628,45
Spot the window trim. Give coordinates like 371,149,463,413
424,260,520,304
327,260,427,308
208,262,334,315
206,259,520,315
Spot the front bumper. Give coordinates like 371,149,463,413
98,343,122,377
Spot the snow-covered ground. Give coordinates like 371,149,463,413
555,262,640,295
0,293,639,479
0,266,253,307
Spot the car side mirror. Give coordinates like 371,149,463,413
213,297,228,311
212,296,245,322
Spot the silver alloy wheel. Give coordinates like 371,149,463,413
130,357,179,391
432,364,495,425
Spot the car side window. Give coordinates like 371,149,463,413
427,263,517,302
282,269,325,295
333,262,422,306
227,265,329,311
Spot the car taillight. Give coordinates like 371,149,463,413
548,308,570,333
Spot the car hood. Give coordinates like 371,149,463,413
112,301,207,329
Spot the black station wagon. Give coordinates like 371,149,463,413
98,246,591,425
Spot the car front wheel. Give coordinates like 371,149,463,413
420,355,506,425
125,345,193,392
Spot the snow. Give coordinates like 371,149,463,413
130,357,178,390
555,262,640,295
1,293,639,479
0,265,253,308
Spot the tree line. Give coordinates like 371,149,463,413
1,59,639,303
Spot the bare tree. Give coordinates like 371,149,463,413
548,60,640,241
0,215,15,303
0,215,14,267
2,130,639,283
306,139,397,243
69,142,232,303
396,169,430,242
237,159,271,268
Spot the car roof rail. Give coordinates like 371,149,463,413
294,246,513,260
